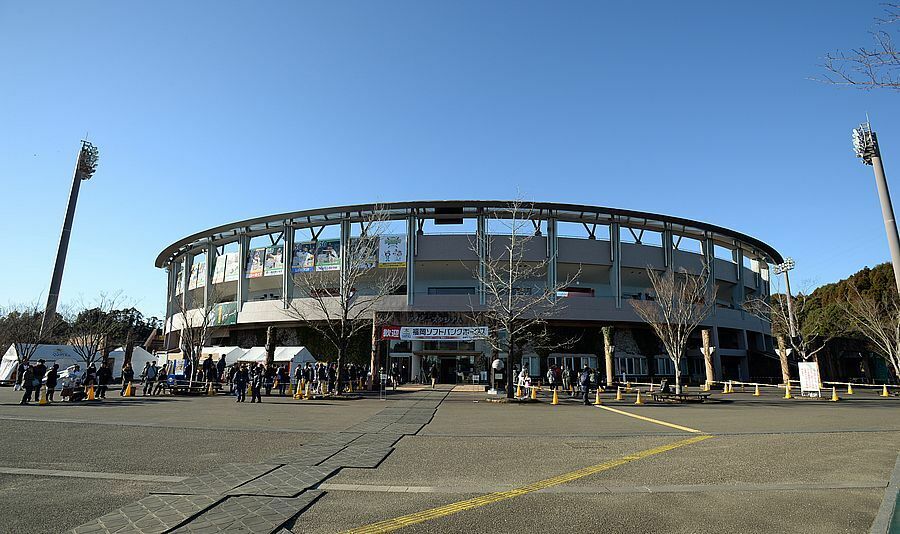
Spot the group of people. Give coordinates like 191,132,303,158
536,364,604,405
16,359,120,404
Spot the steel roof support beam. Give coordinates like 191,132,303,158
611,220,621,309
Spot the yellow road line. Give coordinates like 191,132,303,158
340,434,713,534
595,404,704,434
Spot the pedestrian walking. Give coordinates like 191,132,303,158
45,364,59,402
250,365,263,403
32,359,47,402
144,363,158,396
120,363,134,395
429,363,438,389
216,355,226,384
19,363,34,405
97,362,112,399
580,365,592,405
234,364,248,402
153,364,168,395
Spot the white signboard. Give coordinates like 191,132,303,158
798,361,821,396
378,235,407,268
399,326,488,341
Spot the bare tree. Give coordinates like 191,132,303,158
285,208,404,395
745,279,834,363
631,267,713,394
171,286,225,384
66,293,123,369
842,285,900,381
470,199,577,399
0,302,64,386
818,3,900,91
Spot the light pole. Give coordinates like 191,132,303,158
853,121,900,295
773,258,796,339
40,140,100,334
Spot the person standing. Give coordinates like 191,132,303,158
97,361,112,399
579,364,592,405
120,363,134,395
561,367,571,396
19,363,34,405
277,365,288,396
45,364,59,402
85,364,97,388
216,355,226,384
32,359,47,402
250,364,263,403
153,363,168,395
144,363,158,396
429,363,438,389
234,364,248,402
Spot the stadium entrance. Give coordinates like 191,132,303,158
417,352,482,384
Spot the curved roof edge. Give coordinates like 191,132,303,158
155,200,783,267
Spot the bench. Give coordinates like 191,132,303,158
650,391,711,403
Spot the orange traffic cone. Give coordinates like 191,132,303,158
87,385,96,401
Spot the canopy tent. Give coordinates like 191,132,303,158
0,344,100,383
236,346,318,369
200,346,244,367
108,346,157,375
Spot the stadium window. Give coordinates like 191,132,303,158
427,287,476,295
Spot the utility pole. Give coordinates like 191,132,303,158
773,258,797,338
853,121,900,295
40,140,100,334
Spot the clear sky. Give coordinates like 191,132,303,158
1,1,898,318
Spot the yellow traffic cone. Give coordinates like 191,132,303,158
784,383,792,399
39,388,48,405
551,389,559,405
349,382,354,393
207,382,215,396
594,389,602,405
615,386,623,401
684,385,689,393
846,383,853,395
753,384,760,396
831,386,839,402
516,385,522,398
287,382,293,396
882,385,890,397
123,382,133,397
625,381,632,392
634,389,644,405
530,386,537,400
87,385,96,401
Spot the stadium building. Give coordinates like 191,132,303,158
157,201,783,385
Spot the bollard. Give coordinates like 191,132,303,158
753,384,760,397
594,389,602,405
531,386,538,400
846,383,853,395
784,383,792,399
615,386,623,401
831,386,839,402
634,389,644,405
882,385,890,397
551,389,559,405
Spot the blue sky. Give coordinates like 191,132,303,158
0,1,898,318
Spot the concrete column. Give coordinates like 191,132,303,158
204,242,214,309
602,326,615,386
703,235,717,316
406,215,416,306
663,224,674,270
547,216,558,290
182,254,193,312
164,264,175,349
701,328,715,388
237,233,249,312
340,218,351,297
611,221,621,309
733,246,745,314
712,327,723,380
282,225,294,307
477,214,487,306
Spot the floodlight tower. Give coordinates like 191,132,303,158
772,258,797,338
853,121,900,295
40,140,100,334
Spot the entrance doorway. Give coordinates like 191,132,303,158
440,357,457,384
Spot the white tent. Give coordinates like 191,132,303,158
109,346,157,375
200,346,244,367
236,346,318,370
0,344,100,383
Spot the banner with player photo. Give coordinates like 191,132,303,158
264,245,284,276
315,239,341,271
246,248,265,278
291,242,316,273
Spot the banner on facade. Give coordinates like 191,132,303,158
188,263,200,290
315,239,341,271
196,261,206,288
380,326,401,340
212,254,227,284
246,248,265,278
798,361,821,395
223,252,240,282
264,245,284,276
350,237,378,270
399,326,488,341
291,242,316,273
378,235,407,268
208,302,238,326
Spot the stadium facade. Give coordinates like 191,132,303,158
157,201,783,385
